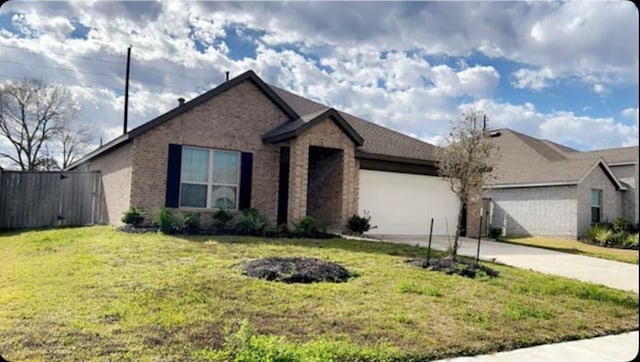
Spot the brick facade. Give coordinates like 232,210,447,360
84,79,360,230
130,80,289,224
288,117,358,230
487,185,578,237
82,143,132,224
576,165,623,236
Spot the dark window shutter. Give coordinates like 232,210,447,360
239,152,253,210
165,144,182,208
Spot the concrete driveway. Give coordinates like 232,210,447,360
367,234,639,293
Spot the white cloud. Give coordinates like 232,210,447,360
512,68,555,90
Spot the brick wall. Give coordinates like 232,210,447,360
83,143,133,225
487,185,578,237
129,80,289,224
307,146,344,228
288,117,358,230
610,164,638,224
577,165,623,236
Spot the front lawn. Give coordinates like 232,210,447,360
498,236,639,264
0,226,638,361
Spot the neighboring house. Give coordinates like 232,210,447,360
70,70,459,235
467,129,639,238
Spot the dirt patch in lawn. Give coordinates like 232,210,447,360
405,257,499,278
242,257,350,283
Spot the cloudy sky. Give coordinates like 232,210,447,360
0,0,638,163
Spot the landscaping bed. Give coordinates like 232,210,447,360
0,226,637,361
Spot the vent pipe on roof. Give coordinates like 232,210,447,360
178,97,185,107
226,71,230,81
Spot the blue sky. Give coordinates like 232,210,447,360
0,0,637,162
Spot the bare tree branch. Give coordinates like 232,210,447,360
436,110,498,263
0,78,80,170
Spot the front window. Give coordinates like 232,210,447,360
591,189,602,224
180,147,239,209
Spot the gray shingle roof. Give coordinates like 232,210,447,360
269,85,438,162
487,128,637,187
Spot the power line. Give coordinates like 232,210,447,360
0,59,118,78
0,43,124,65
0,72,213,95
1,43,220,85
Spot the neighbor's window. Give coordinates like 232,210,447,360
180,147,239,209
591,189,602,224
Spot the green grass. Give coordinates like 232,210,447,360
0,226,638,361
498,236,639,264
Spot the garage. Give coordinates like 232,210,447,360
358,169,460,235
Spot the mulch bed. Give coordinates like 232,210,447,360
118,225,338,239
405,257,499,279
241,257,350,283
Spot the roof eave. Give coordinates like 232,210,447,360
65,133,131,170
355,150,438,166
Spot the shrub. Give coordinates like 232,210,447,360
623,233,639,248
293,216,318,235
154,208,185,234
612,217,632,233
347,210,374,235
212,209,234,228
236,208,268,236
488,226,502,239
594,228,613,246
608,231,628,246
585,224,609,244
121,207,145,226
184,212,201,233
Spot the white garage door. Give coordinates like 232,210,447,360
358,169,460,235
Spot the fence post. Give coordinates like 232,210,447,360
426,218,434,266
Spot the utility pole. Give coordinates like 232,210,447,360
123,45,131,134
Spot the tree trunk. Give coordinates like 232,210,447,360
452,197,465,264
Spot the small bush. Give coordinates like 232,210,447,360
488,226,502,239
212,209,234,228
121,207,145,226
154,208,185,234
347,210,374,235
623,233,639,248
293,216,318,235
608,231,628,247
585,224,610,245
184,212,201,233
612,217,632,233
236,208,268,236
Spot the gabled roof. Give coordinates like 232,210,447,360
262,108,364,146
70,70,438,169
69,70,300,169
269,85,438,162
487,128,636,189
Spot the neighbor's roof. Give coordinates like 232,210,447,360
69,70,437,169
487,128,635,188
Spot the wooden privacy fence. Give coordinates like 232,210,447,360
0,170,106,230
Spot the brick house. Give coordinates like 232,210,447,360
71,70,459,234
466,129,639,238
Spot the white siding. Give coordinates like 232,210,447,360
358,170,459,235
488,186,578,237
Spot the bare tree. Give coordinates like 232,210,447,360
437,110,497,263
0,78,81,170
58,118,93,169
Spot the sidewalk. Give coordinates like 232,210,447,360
434,331,638,362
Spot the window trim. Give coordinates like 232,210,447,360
591,188,602,224
179,146,240,210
